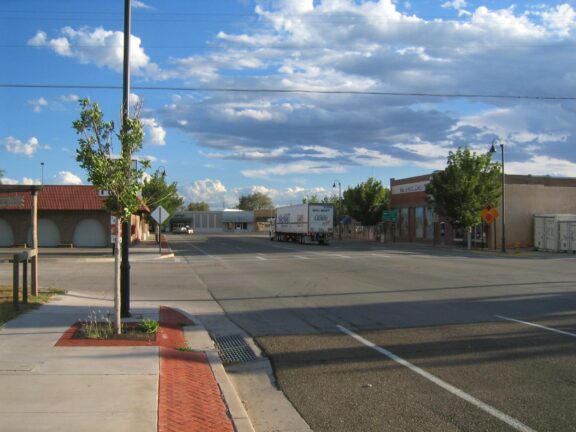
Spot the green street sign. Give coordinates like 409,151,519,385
382,210,397,222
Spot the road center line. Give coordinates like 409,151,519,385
496,315,576,338
337,325,536,432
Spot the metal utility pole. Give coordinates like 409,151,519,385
489,139,506,253
333,180,342,240
121,0,132,317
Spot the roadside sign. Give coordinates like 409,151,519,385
481,206,499,224
0,197,24,208
382,210,398,222
151,206,170,225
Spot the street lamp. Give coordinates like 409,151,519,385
40,162,44,185
156,166,166,251
489,139,506,253
333,180,342,240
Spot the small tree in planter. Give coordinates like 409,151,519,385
73,98,149,333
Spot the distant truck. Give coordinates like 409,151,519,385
270,203,334,245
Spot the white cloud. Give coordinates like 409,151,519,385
59,94,79,103
185,179,227,204
56,171,83,185
21,177,41,185
350,148,404,167
3,136,40,156
141,118,167,146
28,97,48,112
132,0,154,9
538,4,576,37
507,156,576,177
241,161,345,179
28,26,159,76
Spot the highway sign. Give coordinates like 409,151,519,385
382,210,398,222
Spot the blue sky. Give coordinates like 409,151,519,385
2,0,576,209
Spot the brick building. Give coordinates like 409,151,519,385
389,174,576,249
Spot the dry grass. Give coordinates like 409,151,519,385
0,285,63,326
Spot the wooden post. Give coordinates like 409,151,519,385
22,259,28,304
31,188,39,295
12,255,19,311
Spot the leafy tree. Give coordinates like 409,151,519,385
425,147,501,247
302,194,338,205
237,192,273,210
187,201,210,211
73,97,149,333
343,177,389,226
141,169,183,226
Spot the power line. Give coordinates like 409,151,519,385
1,83,575,101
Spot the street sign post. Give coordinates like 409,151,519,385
151,206,170,254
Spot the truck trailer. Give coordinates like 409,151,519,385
270,203,334,244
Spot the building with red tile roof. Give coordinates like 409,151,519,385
0,185,149,247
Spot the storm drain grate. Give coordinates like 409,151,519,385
213,334,257,365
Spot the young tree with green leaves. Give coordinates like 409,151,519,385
187,201,210,211
237,192,273,210
425,147,501,248
343,177,390,226
73,98,149,333
141,169,184,228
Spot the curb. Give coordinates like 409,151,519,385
183,324,255,432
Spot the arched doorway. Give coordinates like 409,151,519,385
73,219,107,247
27,218,60,247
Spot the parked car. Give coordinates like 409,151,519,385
173,225,193,234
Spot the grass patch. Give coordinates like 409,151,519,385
0,285,63,326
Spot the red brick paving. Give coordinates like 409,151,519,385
55,306,234,432
158,306,234,432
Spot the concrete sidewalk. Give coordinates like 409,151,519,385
0,293,252,432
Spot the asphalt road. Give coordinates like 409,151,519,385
168,234,576,432
10,234,576,431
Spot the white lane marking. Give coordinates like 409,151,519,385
256,256,267,261
496,315,576,338
186,243,218,259
332,254,351,258
371,253,391,258
294,255,310,260
337,325,536,432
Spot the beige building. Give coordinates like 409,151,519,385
495,175,576,249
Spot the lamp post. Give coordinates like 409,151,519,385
40,162,44,185
156,166,165,253
333,180,342,240
489,139,506,253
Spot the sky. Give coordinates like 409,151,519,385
2,0,576,209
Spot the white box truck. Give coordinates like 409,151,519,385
270,203,334,244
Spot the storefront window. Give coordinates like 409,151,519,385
425,208,434,240
415,207,424,239
400,208,409,239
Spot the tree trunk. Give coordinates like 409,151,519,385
114,217,122,334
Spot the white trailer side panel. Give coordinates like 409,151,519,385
308,204,334,233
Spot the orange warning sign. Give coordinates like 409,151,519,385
480,206,499,224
